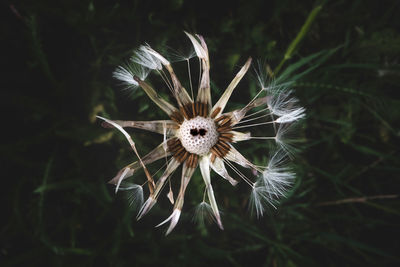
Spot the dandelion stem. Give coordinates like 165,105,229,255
240,88,264,114
223,158,254,188
242,107,270,119
249,136,276,140
130,141,155,194
157,69,174,95
187,59,194,100
198,57,202,91
235,112,272,125
232,120,274,130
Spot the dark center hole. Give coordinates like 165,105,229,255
199,129,207,136
190,128,207,136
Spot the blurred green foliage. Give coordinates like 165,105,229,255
2,0,400,266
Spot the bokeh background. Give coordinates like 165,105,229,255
2,0,400,266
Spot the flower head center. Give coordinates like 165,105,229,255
179,116,218,155
190,128,207,136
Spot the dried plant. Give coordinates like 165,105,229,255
98,32,305,235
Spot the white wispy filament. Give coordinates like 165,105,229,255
113,64,150,90
275,107,305,123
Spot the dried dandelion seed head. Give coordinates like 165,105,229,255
178,116,219,155
98,32,305,235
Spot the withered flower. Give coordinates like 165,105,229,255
98,32,304,235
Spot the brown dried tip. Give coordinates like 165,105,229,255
170,112,184,124
176,151,190,163
217,126,232,133
191,154,199,168
215,115,227,123
167,138,180,151
211,146,223,158
191,102,196,117
210,107,221,119
219,116,231,127
210,153,216,163
215,142,230,157
219,136,232,143
217,140,230,151
195,102,200,116
179,105,190,120
220,132,234,139
201,102,208,117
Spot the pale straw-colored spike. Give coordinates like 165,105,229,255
231,131,252,142
97,116,155,193
108,141,173,185
137,197,157,220
211,57,252,117
142,43,193,106
197,66,211,110
156,161,196,235
225,145,263,173
134,77,178,116
151,158,181,200
196,34,209,63
104,119,178,137
196,34,212,110
185,32,212,109
167,185,174,204
155,209,181,235
162,121,168,152
174,161,196,210
199,156,224,230
170,70,193,106
210,156,238,186
225,96,268,126
184,32,208,60
136,158,181,220
114,167,130,193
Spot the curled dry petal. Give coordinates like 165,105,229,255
225,145,262,172
226,96,268,126
199,156,224,230
184,32,208,60
211,57,252,118
134,77,178,116
136,158,181,220
108,141,172,185
157,161,196,234
185,32,212,109
231,131,251,142
105,119,179,137
155,209,181,236
142,44,193,107
210,156,238,186
137,197,157,220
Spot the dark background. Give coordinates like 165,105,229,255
2,0,400,266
